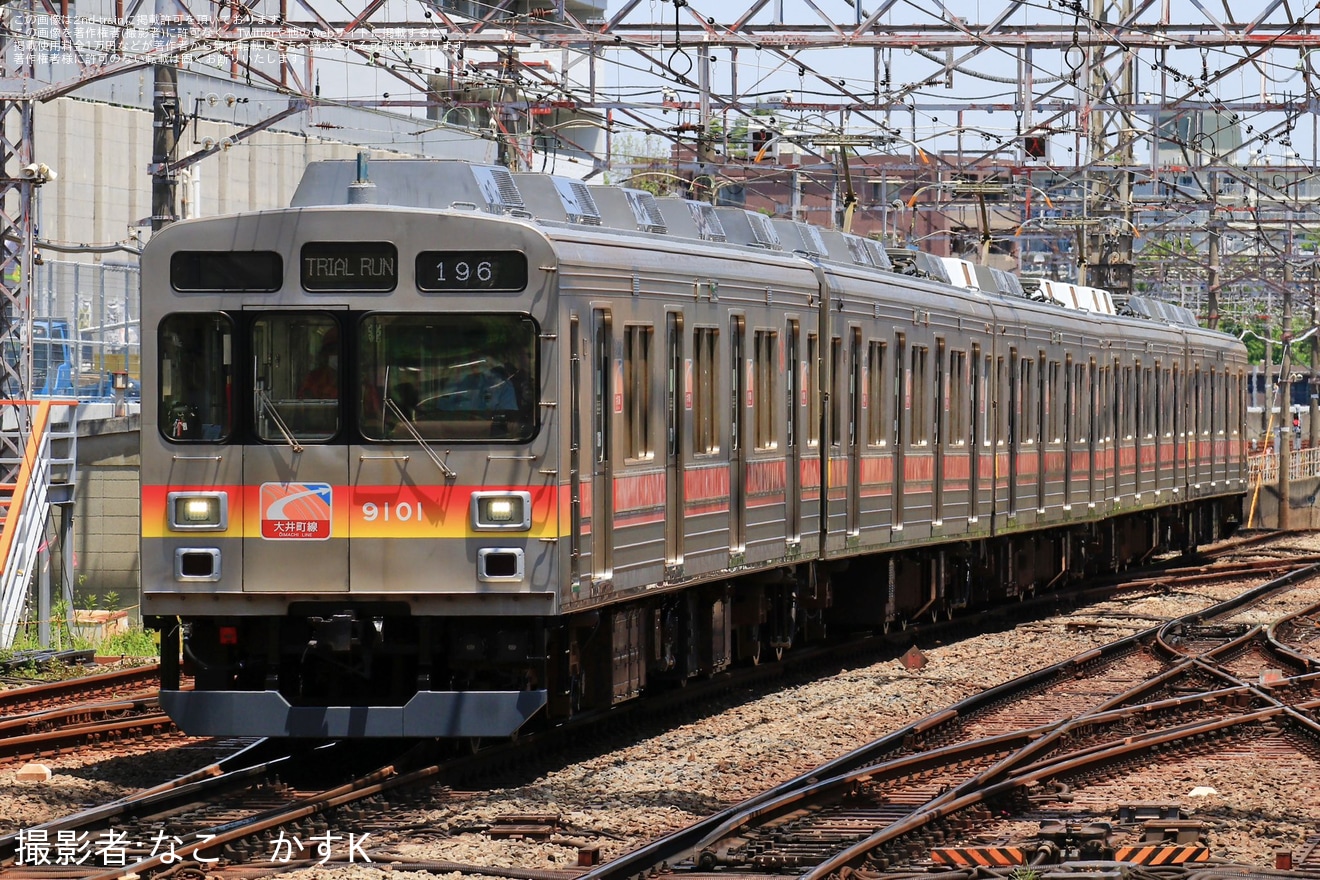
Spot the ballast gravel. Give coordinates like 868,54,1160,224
2,533,1319,879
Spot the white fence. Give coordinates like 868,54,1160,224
1247,446,1320,484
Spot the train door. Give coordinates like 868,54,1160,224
994,353,1007,521
665,312,684,569
933,338,945,525
1007,348,1019,517
1036,354,1046,512
1097,361,1109,505
893,333,907,529
730,315,747,555
243,309,349,592
1154,361,1164,496
805,332,820,548
785,320,801,545
1173,362,1183,493
1133,364,1144,497
826,333,844,544
592,308,614,582
1088,358,1098,507
970,344,982,522
848,327,862,535
570,316,583,588
1193,365,1204,488
1064,356,1074,508
1211,367,1221,486
1110,358,1121,503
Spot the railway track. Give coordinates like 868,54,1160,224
572,561,1320,880
0,664,159,716
3,536,1317,879
0,665,187,766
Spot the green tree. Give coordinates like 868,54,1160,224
606,133,674,192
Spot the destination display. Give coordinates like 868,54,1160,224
171,251,282,292
415,250,528,292
301,241,398,291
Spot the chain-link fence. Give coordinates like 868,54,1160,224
14,259,140,401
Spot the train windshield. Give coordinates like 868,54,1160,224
159,313,233,442
251,312,342,442
358,313,536,442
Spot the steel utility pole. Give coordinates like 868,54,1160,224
151,1,180,231
0,1,37,439
1280,258,1293,530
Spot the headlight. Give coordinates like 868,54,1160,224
471,491,532,531
167,492,228,530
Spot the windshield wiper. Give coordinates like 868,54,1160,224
256,387,304,453
385,397,457,479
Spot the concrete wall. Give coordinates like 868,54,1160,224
37,96,439,249
1241,475,1320,530
71,419,141,612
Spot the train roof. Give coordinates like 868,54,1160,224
287,157,1216,335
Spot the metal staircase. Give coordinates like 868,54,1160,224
0,399,78,648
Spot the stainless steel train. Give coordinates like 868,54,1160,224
141,158,1247,738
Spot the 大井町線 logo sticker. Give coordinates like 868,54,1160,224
260,482,333,540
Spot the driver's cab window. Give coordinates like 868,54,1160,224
159,312,233,442
252,312,340,442
358,312,537,442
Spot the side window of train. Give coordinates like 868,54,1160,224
754,329,777,451
624,325,654,461
1037,354,1047,445
806,333,820,447
868,340,887,447
910,344,929,447
1144,366,1155,438
996,355,1008,446
252,312,341,443
1155,363,1165,438
1063,356,1074,447
1198,366,1209,435
1210,367,1220,436
949,350,967,446
1019,355,1033,447
693,327,720,455
159,312,233,442
1125,364,1136,440
1048,359,1062,444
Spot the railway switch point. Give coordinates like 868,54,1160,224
1117,803,1182,822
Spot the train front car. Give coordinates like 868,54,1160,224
141,200,560,738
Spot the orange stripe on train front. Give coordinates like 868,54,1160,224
142,484,560,540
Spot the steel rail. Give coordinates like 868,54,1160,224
577,561,1320,880
0,664,160,714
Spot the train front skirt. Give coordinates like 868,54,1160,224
159,687,548,738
